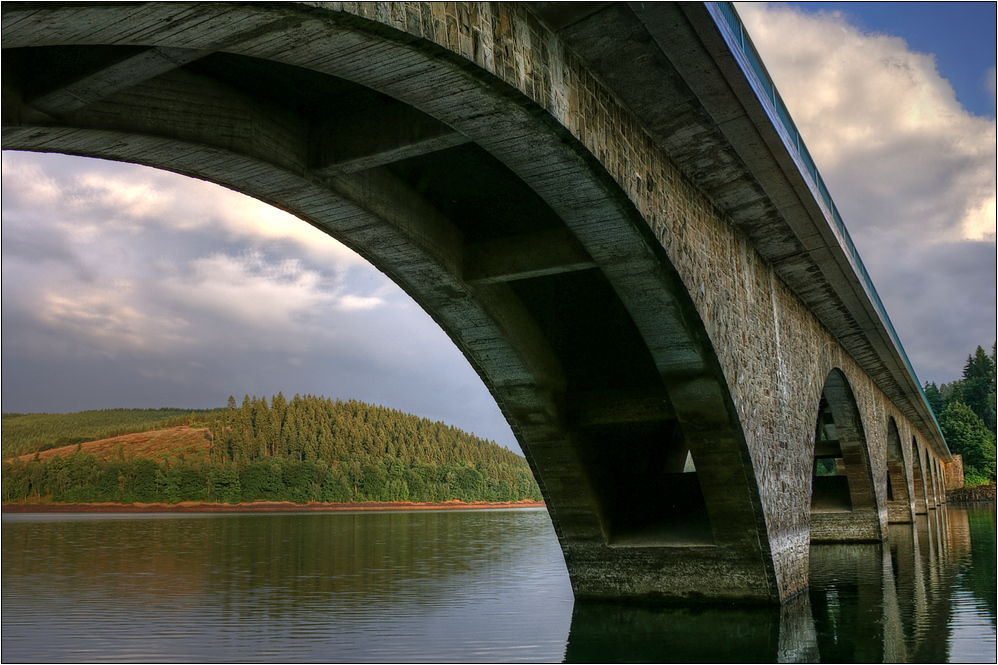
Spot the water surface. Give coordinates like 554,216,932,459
2,505,994,662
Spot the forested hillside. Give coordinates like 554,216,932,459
924,344,997,486
2,395,542,505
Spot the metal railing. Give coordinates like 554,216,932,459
708,2,945,441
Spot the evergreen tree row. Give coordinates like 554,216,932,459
2,394,543,505
205,393,527,470
2,453,541,505
924,343,997,486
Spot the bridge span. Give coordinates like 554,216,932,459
1,1,958,604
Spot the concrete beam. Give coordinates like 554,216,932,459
568,387,676,426
328,167,466,277
463,227,596,285
28,47,212,116
311,103,471,176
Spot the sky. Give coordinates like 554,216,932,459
2,3,995,453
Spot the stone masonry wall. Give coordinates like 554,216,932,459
945,454,965,490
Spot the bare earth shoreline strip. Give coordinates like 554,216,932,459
2,500,546,514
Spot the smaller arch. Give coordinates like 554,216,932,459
925,449,940,509
885,417,914,523
932,456,946,506
921,447,936,510
927,456,938,508
910,437,929,514
809,369,885,542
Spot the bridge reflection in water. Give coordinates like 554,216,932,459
563,504,996,663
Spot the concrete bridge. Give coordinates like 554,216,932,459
1,1,958,604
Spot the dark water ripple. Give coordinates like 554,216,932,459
2,505,994,662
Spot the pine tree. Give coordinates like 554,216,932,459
955,345,997,433
924,381,946,416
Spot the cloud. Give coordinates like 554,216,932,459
167,251,341,330
734,3,996,383
1,152,368,265
735,3,996,243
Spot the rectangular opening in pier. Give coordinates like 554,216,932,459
577,419,715,547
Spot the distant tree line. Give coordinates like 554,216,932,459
924,344,996,486
2,395,542,505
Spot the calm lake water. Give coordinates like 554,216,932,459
2,505,994,663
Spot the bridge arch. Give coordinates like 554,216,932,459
911,437,930,514
2,2,781,603
809,369,884,542
926,448,941,509
885,417,914,523
931,456,945,507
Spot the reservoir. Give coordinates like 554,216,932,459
2,504,994,662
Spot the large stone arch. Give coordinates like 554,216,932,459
2,2,783,602
809,369,884,542
885,417,914,523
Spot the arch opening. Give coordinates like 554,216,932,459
812,396,852,513
886,418,914,523
809,369,884,542
910,436,929,515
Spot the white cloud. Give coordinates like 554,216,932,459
2,152,368,266
76,172,172,222
735,2,996,244
338,294,386,311
1,153,62,209
165,251,340,329
35,283,193,356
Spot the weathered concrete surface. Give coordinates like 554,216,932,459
1,1,953,604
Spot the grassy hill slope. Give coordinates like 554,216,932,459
9,427,210,464
2,408,221,459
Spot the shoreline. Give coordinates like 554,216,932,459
1,499,546,514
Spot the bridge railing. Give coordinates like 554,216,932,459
706,1,945,442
